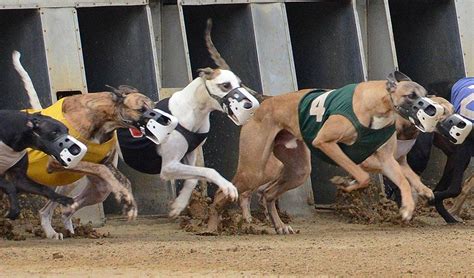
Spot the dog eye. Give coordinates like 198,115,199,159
408,92,418,99
221,82,232,90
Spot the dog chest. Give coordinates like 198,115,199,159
298,84,396,165
0,141,26,175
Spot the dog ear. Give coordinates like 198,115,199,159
26,114,40,129
117,85,139,95
393,71,412,82
197,67,216,80
106,85,125,103
386,71,412,93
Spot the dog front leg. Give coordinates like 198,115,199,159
0,176,20,220
161,162,238,202
314,140,370,191
169,179,198,218
398,157,434,200
313,118,370,189
449,175,474,218
380,157,415,221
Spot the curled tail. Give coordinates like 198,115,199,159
12,51,43,110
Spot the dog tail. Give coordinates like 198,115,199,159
205,18,230,70
12,51,43,110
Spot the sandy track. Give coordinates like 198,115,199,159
1,212,473,277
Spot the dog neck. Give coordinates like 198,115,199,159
353,81,397,129
62,93,125,143
0,111,34,151
168,78,222,133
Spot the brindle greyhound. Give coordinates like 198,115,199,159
20,19,258,238
206,72,441,234
14,52,156,239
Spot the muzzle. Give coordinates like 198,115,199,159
221,87,260,126
437,113,472,144
136,109,178,145
397,97,444,132
41,135,87,168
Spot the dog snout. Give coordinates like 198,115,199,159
243,100,253,109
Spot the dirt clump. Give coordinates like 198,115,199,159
330,176,435,226
29,218,111,239
0,219,25,241
179,190,276,235
1,193,110,240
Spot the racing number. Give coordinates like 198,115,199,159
309,90,333,122
460,91,474,120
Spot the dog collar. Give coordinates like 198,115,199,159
202,78,225,105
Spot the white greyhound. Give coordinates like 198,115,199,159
17,19,260,239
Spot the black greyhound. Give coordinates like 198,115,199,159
386,78,473,223
0,111,74,219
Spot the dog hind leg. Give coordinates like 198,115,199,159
61,175,112,233
0,176,20,219
39,184,76,240
240,156,283,223
49,160,137,220
207,123,281,233
263,140,311,234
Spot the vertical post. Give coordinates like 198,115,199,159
455,0,474,76
366,0,398,79
250,2,314,216
40,8,88,99
40,7,104,226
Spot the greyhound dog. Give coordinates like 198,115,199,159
206,72,443,234
239,96,455,228
0,111,80,219
13,52,158,239
118,19,259,217
22,19,259,238
386,77,474,223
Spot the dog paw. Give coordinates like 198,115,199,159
123,199,138,221
275,225,295,235
46,232,64,240
220,182,239,202
126,207,138,221
400,205,414,222
169,200,187,219
242,215,253,224
62,216,75,235
419,187,434,200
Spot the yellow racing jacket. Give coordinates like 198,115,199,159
25,99,117,186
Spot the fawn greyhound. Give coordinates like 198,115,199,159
206,72,445,234
240,96,455,231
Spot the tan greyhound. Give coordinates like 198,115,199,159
207,72,443,234
238,97,454,231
